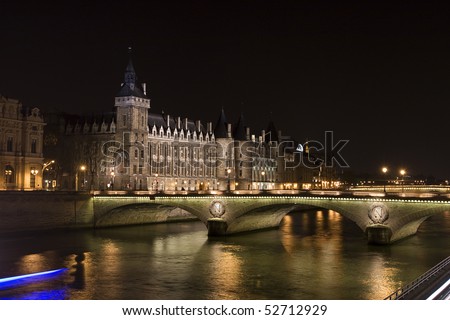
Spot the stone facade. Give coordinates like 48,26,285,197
0,95,45,190
50,54,318,192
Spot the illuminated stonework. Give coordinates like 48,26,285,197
368,202,389,224
209,200,226,217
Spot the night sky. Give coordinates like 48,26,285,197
2,0,450,179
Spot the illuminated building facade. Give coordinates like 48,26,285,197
54,55,319,192
0,95,45,190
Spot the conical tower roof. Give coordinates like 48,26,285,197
116,47,146,98
233,113,247,141
214,108,228,138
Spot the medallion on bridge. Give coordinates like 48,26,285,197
209,200,226,217
368,202,389,224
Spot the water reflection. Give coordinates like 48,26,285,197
0,209,448,300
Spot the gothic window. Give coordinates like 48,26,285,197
122,115,127,127
140,150,144,159
134,149,138,158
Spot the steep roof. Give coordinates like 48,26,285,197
233,113,247,141
266,120,279,142
116,49,147,98
214,108,228,138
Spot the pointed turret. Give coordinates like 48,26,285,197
233,112,247,141
266,120,279,142
214,108,228,138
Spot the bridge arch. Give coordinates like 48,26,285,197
92,195,450,244
95,203,198,227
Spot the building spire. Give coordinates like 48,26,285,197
124,47,137,90
116,47,147,98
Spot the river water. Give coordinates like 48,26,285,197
0,209,449,300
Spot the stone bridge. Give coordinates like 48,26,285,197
92,193,450,244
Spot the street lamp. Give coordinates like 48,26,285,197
30,168,38,189
76,165,86,191
4,168,12,187
42,160,55,190
227,168,231,191
261,170,265,190
382,167,388,193
110,171,115,190
400,169,406,193
155,173,159,191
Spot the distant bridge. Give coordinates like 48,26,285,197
92,190,450,244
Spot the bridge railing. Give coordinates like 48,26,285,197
384,256,450,300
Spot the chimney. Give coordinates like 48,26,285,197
142,83,147,95
246,127,250,140
207,122,212,133
177,117,181,129
196,120,201,131
227,123,232,138
262,130,266,142
167,114,170,127
184,118,189,130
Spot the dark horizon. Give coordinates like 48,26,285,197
2,1,450,179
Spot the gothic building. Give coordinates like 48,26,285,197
52,54,316,192
0,95,45,190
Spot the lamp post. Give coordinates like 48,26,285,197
110,171,115,190
155,173,159,191
400,169,406,193
76,165,86,191
80,165,86,190
227,168,231,192
4,168,12,189
382,167,388,193
42,160,55,190
261,170,265,190
30,168,38,189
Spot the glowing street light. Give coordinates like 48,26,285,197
382,167,388,193
227,168,231,191
400,169,406,193
76,165,86,191
110,171,115,190
43,160,55,171
30,168,38,189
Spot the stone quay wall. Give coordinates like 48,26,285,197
0,191,94,233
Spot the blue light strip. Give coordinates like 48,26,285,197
0,268,67,285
